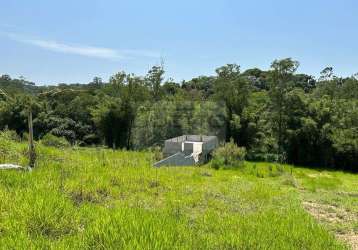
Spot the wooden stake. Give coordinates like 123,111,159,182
28,109,36,168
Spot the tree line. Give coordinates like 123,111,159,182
0,58,357,171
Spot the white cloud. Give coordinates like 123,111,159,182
26,39,124,59
3,32,160,60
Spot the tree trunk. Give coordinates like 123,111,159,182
28,110,36,168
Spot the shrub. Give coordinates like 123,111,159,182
0,129,24,163
149,146,163,162
281,173,298,187
0,129,20,141
41,133,70,148
211,139,246,169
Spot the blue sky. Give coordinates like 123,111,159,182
1,0,357,85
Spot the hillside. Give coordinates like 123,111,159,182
0,132,357,249
1,60,358,172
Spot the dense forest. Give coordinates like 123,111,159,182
0,58,357,171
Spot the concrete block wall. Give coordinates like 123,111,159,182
163,141,182,157
165,135,217,143
186,135,201,142
163,135,218,155
166,135,187,143
157,135,219,167
202,137,219,154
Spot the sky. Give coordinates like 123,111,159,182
1,0,358,85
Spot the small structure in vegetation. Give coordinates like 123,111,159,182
0,164,26,171
154,135,218,167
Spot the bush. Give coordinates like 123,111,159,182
0,129,26,164
211,139,246,169
41,133,70,148
149,146,163,162
0,129,20,142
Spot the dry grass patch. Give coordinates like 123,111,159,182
303,199,358,249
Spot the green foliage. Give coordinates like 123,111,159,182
0,129,20,141
41,133,70,148
0,95,35,135
0,130,28,165
242,162,289,178
214,64,251,142
132,100,226,149
146,65,165,101
0,58,357,171
240,91,277,159
0,74,37,95
149,146,163,162
91,97,134,149
300,173,344,192
24,192,79,239
268,58,299,156
211,140,246,169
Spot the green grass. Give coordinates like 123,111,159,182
293,167,358,242
0,135,356,249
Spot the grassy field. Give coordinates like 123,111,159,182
0,134,357,249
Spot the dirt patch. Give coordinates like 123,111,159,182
337,233,358,250
307,173,333,178
336,191,358,198
303,201,358,249
68,188,110,206
303,201,356,223
200,171,212,177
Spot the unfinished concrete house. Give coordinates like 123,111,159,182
154,135,218,167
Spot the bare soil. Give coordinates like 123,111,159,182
303,201,358,250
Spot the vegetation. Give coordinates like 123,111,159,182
211,140,246,169
0,60,357,248
41,133,71,148
0,58,357,171
0,133,356,249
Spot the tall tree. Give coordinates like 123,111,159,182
146,65,165,102
268,58,299,159
214,64,250,142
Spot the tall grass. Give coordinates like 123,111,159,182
0,133,349,249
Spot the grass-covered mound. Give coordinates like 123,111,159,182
0,133,356,249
